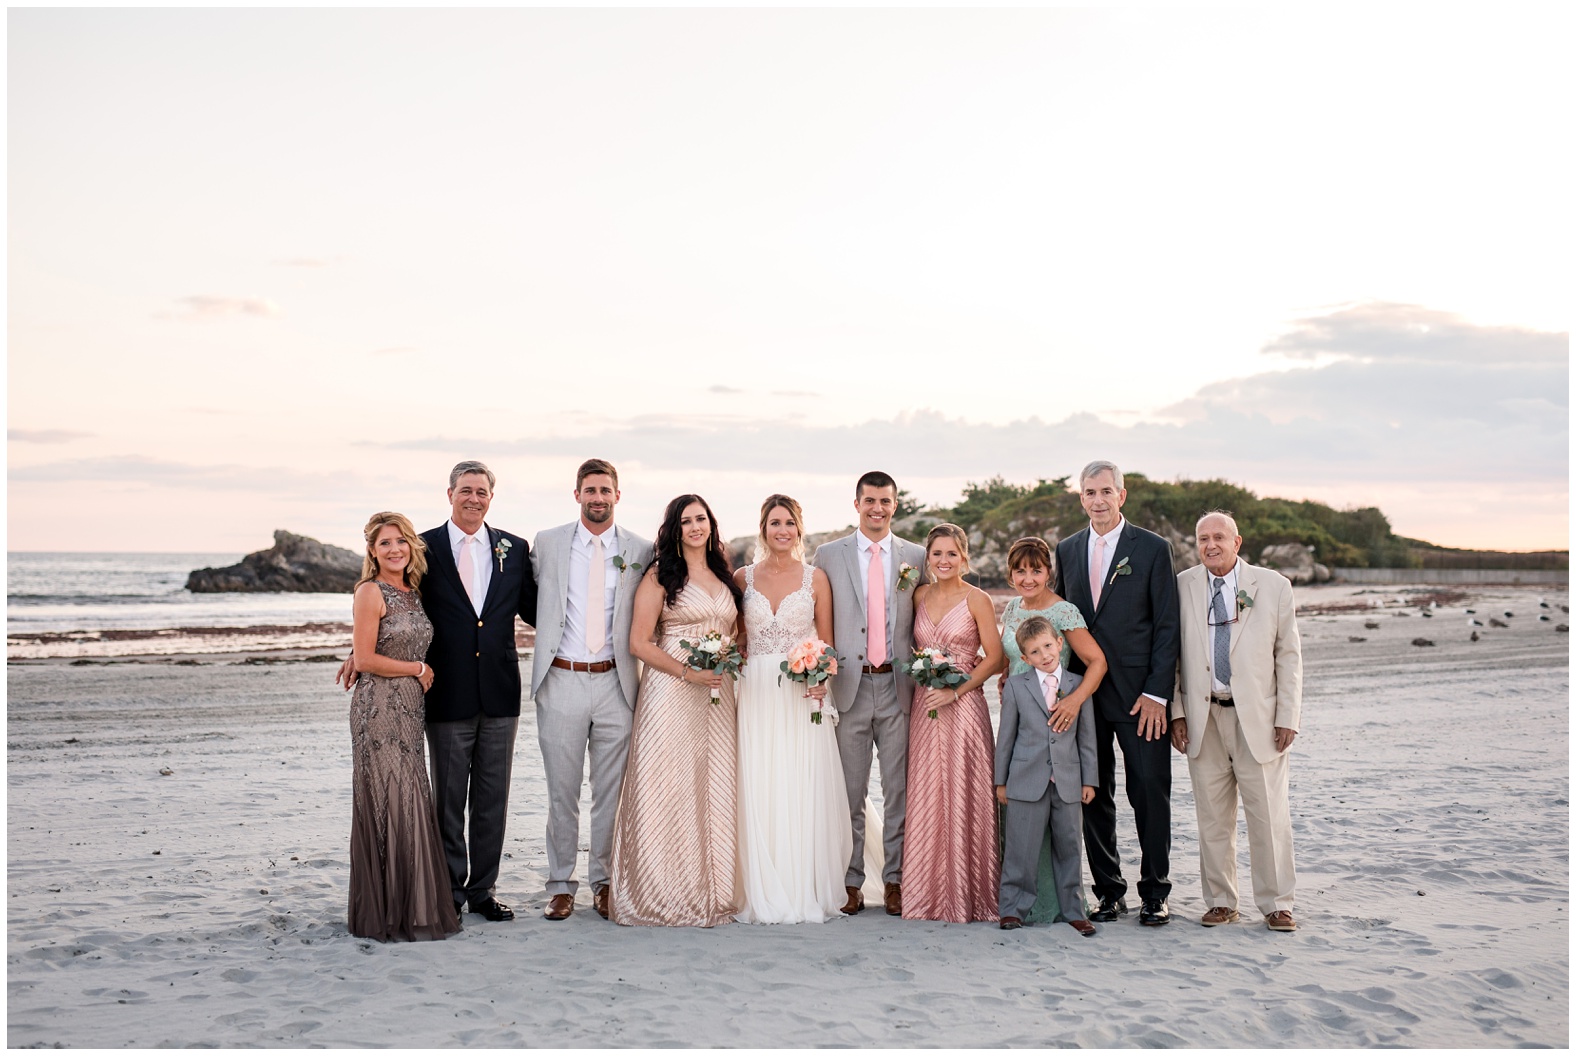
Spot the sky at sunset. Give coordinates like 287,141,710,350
7,8,1569,555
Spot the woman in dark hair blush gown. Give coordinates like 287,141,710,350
608,495,743,927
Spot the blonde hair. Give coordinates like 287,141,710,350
753,494,807,564
358,511,428,590
923,522,972,580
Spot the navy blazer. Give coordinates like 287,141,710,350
1054,521,1180,724
419,523,539,723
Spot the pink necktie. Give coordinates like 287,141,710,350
866,543,887,667
1090,535,1106,608
1042,672,1059,702
460,534,479,609
585,534,606,654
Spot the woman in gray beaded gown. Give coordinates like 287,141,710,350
347,511,460,942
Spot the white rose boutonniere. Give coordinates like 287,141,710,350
494,537,512,572
1236,589,1254,610
896,563,920,591
612,555,643,575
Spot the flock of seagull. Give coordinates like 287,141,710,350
1347,597,1568,647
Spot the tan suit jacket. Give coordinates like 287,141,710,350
1171,560,1301,765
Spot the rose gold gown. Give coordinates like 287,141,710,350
609,584,741,927
347,582,460,942
902,594,1001,923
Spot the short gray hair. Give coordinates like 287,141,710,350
1195,510,1240,537
1079,460,1124,490
449,460,496,490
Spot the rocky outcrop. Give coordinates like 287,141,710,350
186,531,362,593
1259,543,1332,585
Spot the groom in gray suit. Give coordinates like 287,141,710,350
529,458,654,922
814,470,928,916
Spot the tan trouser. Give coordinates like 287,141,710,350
1188,701,1296,916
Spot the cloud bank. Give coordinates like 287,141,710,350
166,295,282,320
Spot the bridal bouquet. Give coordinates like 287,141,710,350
678,631,743,702
908,646,969,719
779,638,839,724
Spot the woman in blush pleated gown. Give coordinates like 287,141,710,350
608,494,743,927
347,511,460,942
733,494,854,924
901,523,1005,923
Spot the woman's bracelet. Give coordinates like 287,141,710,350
416,662,427,679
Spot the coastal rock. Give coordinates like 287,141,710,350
1259,543,1333,585
186,531,361,594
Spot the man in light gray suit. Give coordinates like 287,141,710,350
813,470,928,916
529,458,654,922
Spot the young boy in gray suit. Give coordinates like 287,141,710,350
995,616,1099,936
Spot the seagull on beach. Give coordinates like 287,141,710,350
1470,631,1480,642
1468,618,1483,627
1539,615,1551,622
1504,611,1515,618
1465,608,1477,614
1490,617,1510,628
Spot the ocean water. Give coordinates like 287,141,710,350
7,552,354,635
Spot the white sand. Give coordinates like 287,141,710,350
6,583,1568,1047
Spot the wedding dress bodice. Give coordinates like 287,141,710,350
743,563,816,655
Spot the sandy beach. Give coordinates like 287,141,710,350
6,582,1568,1047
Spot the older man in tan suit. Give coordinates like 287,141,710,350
1169,511,1302,932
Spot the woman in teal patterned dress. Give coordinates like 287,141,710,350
997,536,1109,925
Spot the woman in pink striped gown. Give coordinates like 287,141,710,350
901,523,1005,923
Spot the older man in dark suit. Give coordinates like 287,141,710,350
1054,460,1180,927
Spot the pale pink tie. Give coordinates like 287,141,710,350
585,534,607,655
459,534,480,610
866,543,887,667
1090,535,1107,608
1042,672,1059,702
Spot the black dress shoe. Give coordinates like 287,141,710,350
471,897,515,922
1138,899,1170,926
1090,897,1128,922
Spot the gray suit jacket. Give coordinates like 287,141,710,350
995,667,1097,804
812,530,928,710
529,521,654,709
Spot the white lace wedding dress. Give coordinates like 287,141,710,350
735,563,858,924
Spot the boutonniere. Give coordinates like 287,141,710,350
612,554,642,576
896,563,920,592
1236,589,1254,610
493,537,512,572
1107,556,1132,586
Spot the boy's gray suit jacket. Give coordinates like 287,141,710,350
994,667,1098,804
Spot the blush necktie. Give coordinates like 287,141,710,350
585,534,607,655
1090,535,1107,608
1041,672,1059,702
459,534,480,611
866,543,886,667
1211,576,1232,685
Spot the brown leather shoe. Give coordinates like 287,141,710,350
999,916,1022,930
593,886,610,920
1068,918,1097,937
1202,906,1241,927
544,893,574,921
1265,910,1297,932
842,886,865,914
884,882,902,916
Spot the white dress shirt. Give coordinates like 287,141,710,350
447,519,494,618
560,521,621,663
1206,560,1241,696
855,530,894,657
1086,516,1126,589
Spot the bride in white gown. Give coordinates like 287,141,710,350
733,494,858,924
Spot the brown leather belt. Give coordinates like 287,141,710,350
552,657,616,674
862,663,894,675
1210,694,1234,707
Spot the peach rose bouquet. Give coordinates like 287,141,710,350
779,638,840,724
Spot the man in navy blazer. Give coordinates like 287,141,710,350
413,461,539,921
1054,460,1180,927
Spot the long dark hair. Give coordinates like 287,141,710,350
654,493,744,611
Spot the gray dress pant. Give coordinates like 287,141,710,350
1000,783,1086,922
535,667,632,897
427,713,519,908
835,672,908,887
